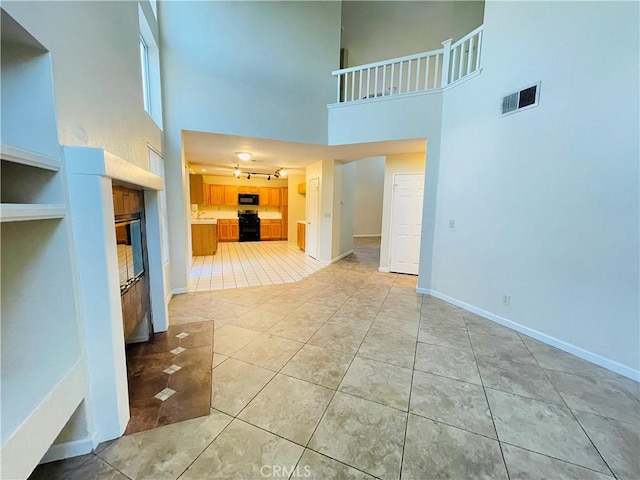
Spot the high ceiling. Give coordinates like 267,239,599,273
183,130,426,176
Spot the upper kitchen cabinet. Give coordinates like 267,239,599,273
269,188,280,207
224,185,238,205
239,185,259,194
258,187,270,206
189,174,204,204
209,184,224,205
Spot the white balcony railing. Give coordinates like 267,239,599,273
332,25,483,105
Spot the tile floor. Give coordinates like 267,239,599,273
32,238,640,480
124,321,214,434
189,241,323,292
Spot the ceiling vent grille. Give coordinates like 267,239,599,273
501,82,540,116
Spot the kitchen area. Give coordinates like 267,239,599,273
189,171,307,256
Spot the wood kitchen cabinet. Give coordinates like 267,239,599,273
258,187,270,206
239,186,259,194
260,220,271,240
191,224,217,255
230,219,239,240
281,187,288,206
189,174,205,204
269,188,280,206
209,184,224,205
269,221,281,239
297,222,306,251
217,219,239,242
281,205,288,241
224,185,239,205
259,219,282,241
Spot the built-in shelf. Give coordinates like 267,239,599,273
0,203,65,222
0,143,60,171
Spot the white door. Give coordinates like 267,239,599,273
389,173,424,275
306,177,319,259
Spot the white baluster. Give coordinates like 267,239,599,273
382,65,387,96
407,59,412,92
398,61,403,94
458,41,465,79
476,31,483,69
467,36,475,74
358,69,363,100
441,38,452,87
434,54,440,88
374,66,378,97
351,71,355,102
424,55,431,89
367,68,371,97
390,63,395,94
451,46,458,82
415,57,421,90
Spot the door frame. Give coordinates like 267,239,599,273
306,176,320,260
387,171,425,274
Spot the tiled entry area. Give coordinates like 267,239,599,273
31,238,639,480
124,321,214,434
189,241,323,292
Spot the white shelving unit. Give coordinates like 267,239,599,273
0,9,86,479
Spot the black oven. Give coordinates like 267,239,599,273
238,194,259,206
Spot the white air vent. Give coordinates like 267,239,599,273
500,82,540,116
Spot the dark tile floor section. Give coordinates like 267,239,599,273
125,321,214,434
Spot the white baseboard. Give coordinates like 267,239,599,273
40,432,98,464
378,267,390,273
332,250,354,263
171,287,187,295
353,234,381,238
417,288,640,382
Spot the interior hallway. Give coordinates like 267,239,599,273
31,238,639,480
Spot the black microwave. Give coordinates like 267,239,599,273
238,193,259,206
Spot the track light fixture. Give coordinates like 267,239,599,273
230,167,288,180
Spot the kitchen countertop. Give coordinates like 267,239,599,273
191,219,217,225
297,220,307,224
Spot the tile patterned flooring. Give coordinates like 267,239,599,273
124,321,214,434
189,241,323,292
31,238,640,480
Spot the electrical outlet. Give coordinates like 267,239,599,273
502,295,511,306
449,219,455,228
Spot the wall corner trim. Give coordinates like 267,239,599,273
417,288,640,381
40,431,99,464
332,250,354,263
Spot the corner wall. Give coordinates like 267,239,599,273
353,157,385,237
424,1,640,375
160,0,341,291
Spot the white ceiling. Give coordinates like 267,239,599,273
183,130,426,176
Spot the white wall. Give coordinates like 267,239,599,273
328,92,443,145
160,1,341,291
341,1,484,67
3,1,163,167
353,156,385,236
332,162,355,260
380,152,426,272
341,1,454,66
423,1,640,375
